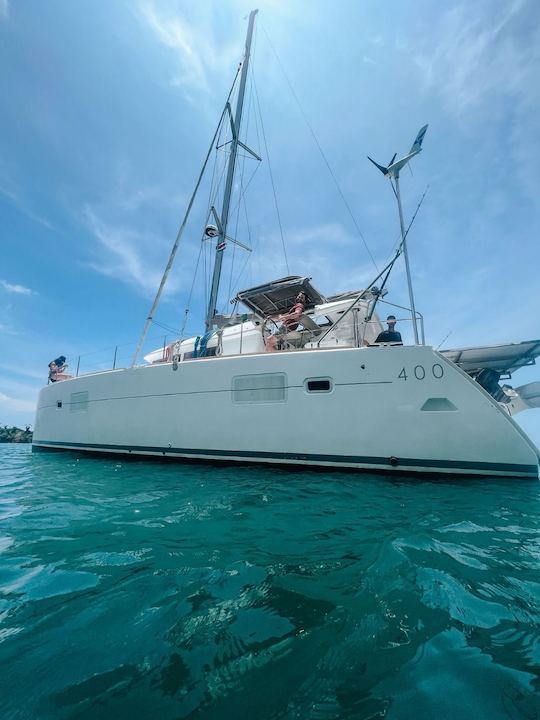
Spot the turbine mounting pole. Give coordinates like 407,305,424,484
367,124,428,345
394,170,419,344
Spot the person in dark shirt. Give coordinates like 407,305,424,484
48,355,71,383
374,315,402,343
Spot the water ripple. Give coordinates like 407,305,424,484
1,444,540,719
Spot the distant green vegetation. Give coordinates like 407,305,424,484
0,425,33,443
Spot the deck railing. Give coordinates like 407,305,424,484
60,302,426,383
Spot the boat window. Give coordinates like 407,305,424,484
56,401,62,409
232,373,287,403
305,378,332,393
313,315,333,327
70,391,89,413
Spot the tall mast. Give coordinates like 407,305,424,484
206,9,258,329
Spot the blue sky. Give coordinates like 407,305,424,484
1,0,539,444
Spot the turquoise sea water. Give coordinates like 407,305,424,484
1,445,540,719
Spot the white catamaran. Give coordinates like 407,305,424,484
33,11,540,478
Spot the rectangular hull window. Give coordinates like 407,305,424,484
305,378,332,393
70,391,89,413
233,373,287,403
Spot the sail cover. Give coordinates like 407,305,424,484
441,339,540,375
235,276,326,316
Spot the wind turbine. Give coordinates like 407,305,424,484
368,125,428,344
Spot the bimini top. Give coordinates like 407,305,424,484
234,276,326,316
441,339,540,375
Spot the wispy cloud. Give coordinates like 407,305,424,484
411,0,540,199
0,392,36,415
0,174,54,230
0,376,40,423
413,1,528,115
1,280,33,296
0,0,8,21
0,363,45,381
137,1,242,102
84,206,166,295
83,204,195,299
243,222,377,298
0,322,18,336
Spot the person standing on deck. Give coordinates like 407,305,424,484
374,315,402,344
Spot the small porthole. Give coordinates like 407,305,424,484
57,401,62,408
305,378,332,393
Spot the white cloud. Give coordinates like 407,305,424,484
0,0,8,21
0,392,36,415
0,375,40,425
84,206,166,295
1,280,33,296
411,0,540,199
137,1,242,101
0,363,45,380
0,175,54,230
0,322,18,335
83,204,195,299
414,1,529,114
239,222,377,299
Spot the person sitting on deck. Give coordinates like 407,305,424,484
48,356,71,383
374,315,402,344
266,292,306,352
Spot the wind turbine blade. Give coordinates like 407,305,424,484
409,124,428,154
388,153,397,166
367,156,389,175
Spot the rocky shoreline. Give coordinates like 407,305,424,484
0,425,33,443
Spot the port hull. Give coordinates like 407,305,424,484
33,346,540,479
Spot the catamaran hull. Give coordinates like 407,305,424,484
32,346,540,478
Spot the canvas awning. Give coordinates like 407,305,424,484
234,276,326,316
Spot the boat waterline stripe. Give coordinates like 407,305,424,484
32,440,538,474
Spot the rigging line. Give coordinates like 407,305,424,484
131,64,242,367
226,72,264,220
227,67,254,305
229,163,260,213
387,185,429,262
262,25,378,272
210,139,230,211
252,68,289,274
153,320,182,335
436,330,453,351
231,213,261,294
180,240,204,339
229,183,256,299
227,180,241,305
206,108,223,213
